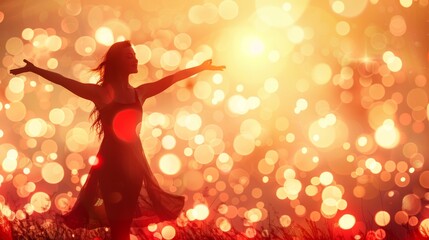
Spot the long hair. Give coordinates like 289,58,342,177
90,40,132,138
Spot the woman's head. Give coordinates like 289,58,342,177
93,40,138,85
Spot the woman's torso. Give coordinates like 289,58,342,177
99,89,143,143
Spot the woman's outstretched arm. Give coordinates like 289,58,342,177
136,59,225,99
10,59,105,104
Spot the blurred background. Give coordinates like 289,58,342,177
0,0,428,238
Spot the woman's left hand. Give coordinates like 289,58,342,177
200,59,225,71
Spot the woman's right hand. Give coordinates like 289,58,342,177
10,59,35,75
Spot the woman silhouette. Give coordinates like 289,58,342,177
10,40,225,240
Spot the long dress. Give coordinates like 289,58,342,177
63,90,185,230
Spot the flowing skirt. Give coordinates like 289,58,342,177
63,137,185,229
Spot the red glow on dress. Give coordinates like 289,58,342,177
112,109,140,142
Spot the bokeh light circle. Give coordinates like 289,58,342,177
30,192,51,213
339,214,355,230
41,162,65,184
159,154,181,175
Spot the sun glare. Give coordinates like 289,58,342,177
243,36,265,55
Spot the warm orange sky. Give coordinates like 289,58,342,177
0,1,428,239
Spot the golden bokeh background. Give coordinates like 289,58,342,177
0,0,428,239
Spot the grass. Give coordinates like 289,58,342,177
5,212,428,240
